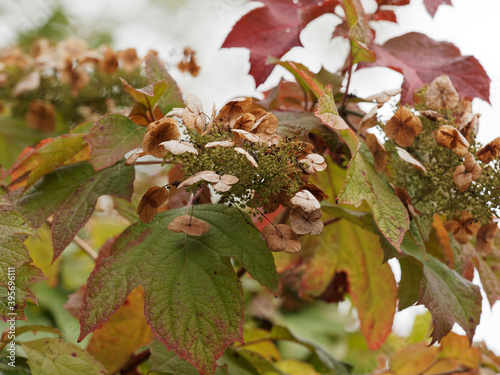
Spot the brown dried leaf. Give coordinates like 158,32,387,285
366,133,387,173
385,107,422,147
365,88,401,104
182,93,205,133
420,110,444,121
458,113,480,142
476,137,500,164
290,190,320,213
476,222,498,255
142,118,181,158
262,224,301,253
117,48,141,72
426,75,459,109
234,147,258,167
452,153,482,192
25,100,55,132
217,97,253,130
394,186,421,218
444,211,481,244
124,150,146,166
290,207,323,236
435,125,469,156
396,147,427,173
138,186,169,223
177,170,218,189
168,215,210,236
161,140,198,155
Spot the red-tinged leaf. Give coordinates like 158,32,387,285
144,51,184,114
343,0,376,63
0,206,46,320
359,32,490,104
83,114,146,172
402,238,482,344
373,9,397,22
222,0,339,86
120,78,168,111
22,338,108,375
7,134,89,191
79,205,278,375
389,343,439,374
18,161,135,261
424,0,452,17
87,287,154,373
477,248,500,307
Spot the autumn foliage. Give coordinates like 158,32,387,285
1,1,500,375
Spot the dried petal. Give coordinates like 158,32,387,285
143,118,181,158
359,106,379,129
444,211,481,244
137,186,168,223
12,71,40,97
365,88,401,104
458,113,480,142
212,174,239,193
385,107,422,147
366,133,387,173
396,147,427,173
302,184,329,202
250,113,278,135
233,113,255,132
420,110,443,121
232,129,262,143
476,222,499,255
166,108,185,118
452,153,482,192
177,171,219,189
161,140,198,155
234,147,258,167
435,125,469,156
168,215,210,236
476,137,500,164
217,97,253,130
125,150,146,166
117,48,141,72
300,153,327,174
205,141,236,148
99,45,119,74
426,75,459,109
182,93,205,133
290,207,323,236
262,224,301,253
290,190,321,213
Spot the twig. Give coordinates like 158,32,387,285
73,235,98,261
118,349,151,374
339,53,353,111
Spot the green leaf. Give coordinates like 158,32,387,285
144,51,185,114
83,114,146,171
477,248,500,307
18,161,134,260
402,238,482,344
150,339,229,375
120,78,168,110
397,256,423,311
342,0,376,63
0,207,45,320
7,134,89,190
267,57,323,98
79,204,278,375
314,86,349,131
22,338,108,375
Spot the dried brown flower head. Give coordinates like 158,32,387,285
385,107,422,147
168,215,210,236
476,137,500,164
366,133,387,173
25,100,55,132
452,153,482,192
137,186,169,223
302,184,329,202
435,125,469,156
290,190,321,213
233,113,255,132
476,222,499,255
458,113,480,142
444,211,481,244
183,93,205,134
359,106,379,129
117,48,141,72
290,207,323,236
262,224,301,253
299,154,327,174
177,47,201,77
425,75,459,109
99,45,119,74
250,113,278,137
217,97,253,130
143,118,181,158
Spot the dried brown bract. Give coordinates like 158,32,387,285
366,133,387,173
394,186,421,219
476,222,499,255
300,153,327,174
435,125,469,157
262,224,301,253
233,113,255,132
452,153,482,192
137,186,169,223
183,93,205,133
168,215,210,236
117,48,141,72
420,110,444,122
217,97,253,130
476,137,500,164
385,107,422,147
290,207,323,236
290,190,321,213
99,45,119,74
396,147,427,173
458,113,480,142
161,140,198,155
444,211,481,244
25,100,55,132
425,75,459,109
143,118,181,158
177,47,201,77
234,147,258,167
212,174,239,193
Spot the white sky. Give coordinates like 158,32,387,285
2,0,499,355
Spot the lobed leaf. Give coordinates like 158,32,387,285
18,161,135,261
424,0,452,17
84,114,146,171
120,78,168,110
79,204,278,375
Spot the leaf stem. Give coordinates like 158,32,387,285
119,348,151,374
73,235,98,261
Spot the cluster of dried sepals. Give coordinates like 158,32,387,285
0,38,142,131
364,75,499,251
133,93,328,254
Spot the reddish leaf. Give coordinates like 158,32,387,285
343,0,376,63
222,0,339,86
376,0,409,5
373,9,397,23
359,32,490,104
424,0,452,18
